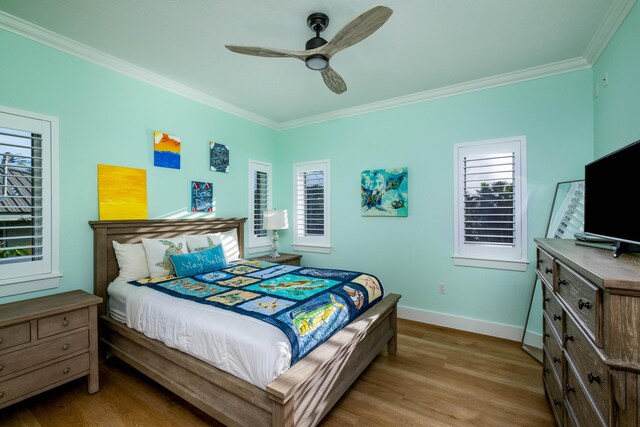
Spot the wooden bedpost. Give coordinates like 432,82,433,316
388,303,398,355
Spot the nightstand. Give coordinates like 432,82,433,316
250,253,302,266
0,290,102,409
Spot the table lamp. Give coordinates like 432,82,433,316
263,210,288,258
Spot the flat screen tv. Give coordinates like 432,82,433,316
584,139,640,257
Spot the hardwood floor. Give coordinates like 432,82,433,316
0,319,553,426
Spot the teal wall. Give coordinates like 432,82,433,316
276,71,594,330
0,29,279,303
593,3,640,157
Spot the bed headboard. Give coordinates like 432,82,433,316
89,218,247,315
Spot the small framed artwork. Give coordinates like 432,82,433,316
210,141,230,173
191,181,213,212
154,131,181,169
361,167,408,217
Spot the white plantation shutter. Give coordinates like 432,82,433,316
0,128,44,260
0,108,60,295
293,160,330,250
248,160,272,249
454,137,527,270
463,152,516,246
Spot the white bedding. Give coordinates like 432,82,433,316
107,278,292,389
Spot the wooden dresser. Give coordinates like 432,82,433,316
0,290,102,409
536,238,640,426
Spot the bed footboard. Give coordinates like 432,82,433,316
268,293,401,426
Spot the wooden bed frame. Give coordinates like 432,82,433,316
90,218,400,427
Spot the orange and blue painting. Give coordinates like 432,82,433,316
154,131,181,169
98,164,148,220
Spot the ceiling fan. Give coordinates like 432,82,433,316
225,6,393,94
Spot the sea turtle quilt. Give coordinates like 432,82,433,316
129,260,384,364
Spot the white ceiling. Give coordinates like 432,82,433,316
0,0,632,127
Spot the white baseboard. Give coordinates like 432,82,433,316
398,305,525,342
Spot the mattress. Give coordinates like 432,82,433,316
107,278,292,389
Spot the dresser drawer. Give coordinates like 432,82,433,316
565,359,606,427
0,352,89,406
543,314,563,384
557,261,602,345
537,248,555,288
38,308,88,339
564,313,609,421
543,354,564,426
0,330,89,378
543,284,563,338
0,322,30,351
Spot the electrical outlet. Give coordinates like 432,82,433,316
439,283,446,294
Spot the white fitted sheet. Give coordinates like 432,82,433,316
107,278,292,389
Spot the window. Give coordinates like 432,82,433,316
247,160,272,251
453,136,528,271
293,160,330,252
0,106,60,296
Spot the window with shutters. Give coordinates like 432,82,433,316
453,136,528,271
0,106,60,296
247,160,272,251
293,160,330,252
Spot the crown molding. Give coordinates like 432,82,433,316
583,0,636,65
0,11,279,130
277,57,591,130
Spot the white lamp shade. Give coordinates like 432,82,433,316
263,210,289,230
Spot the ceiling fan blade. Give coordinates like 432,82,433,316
321,6,393,58
225,45,307,60
321,67,347,94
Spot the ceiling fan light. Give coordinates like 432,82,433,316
306,54,329,70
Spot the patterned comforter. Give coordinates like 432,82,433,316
129,260,384,364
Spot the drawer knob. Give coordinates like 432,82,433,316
544,297,550,303
558,279,567,286
564,333,574,343
543,332,550,338
566,384,576,394
588,372,601,384
553,356,561,364
62,343,70,351
578,299,592,310
553,314,562,321
63,367,70,374
553,399,561,407
543,368,550,375
62,319,70,327
545,268,552,274
537,259,544,265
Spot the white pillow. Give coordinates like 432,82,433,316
141,237,188,278
112,241,150,280
184,229,240,263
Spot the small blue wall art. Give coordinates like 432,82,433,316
191,181,213,212
361,167,408,217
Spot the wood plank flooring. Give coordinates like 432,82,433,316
0,319,553,426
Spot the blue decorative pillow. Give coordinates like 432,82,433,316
169,245,228,277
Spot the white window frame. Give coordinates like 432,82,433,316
247,159,272,252
453,136,528,271
0,105,61,297
292,159,331,253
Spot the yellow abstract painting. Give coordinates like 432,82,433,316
98,164,148,220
